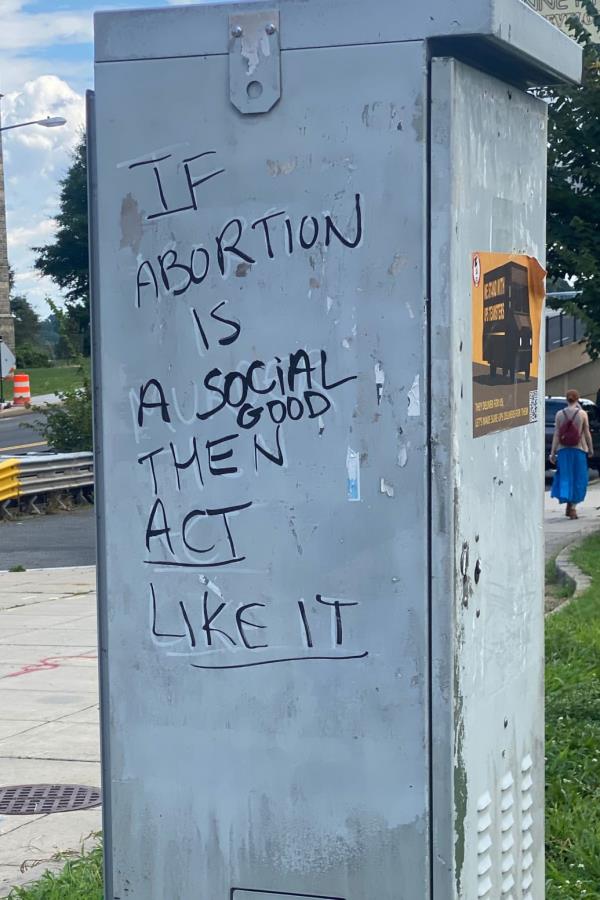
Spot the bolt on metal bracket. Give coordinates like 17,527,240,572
229,10,281,115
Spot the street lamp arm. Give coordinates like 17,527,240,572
0,116,67,133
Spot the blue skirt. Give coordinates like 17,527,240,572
551,448,588,504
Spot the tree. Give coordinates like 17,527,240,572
10,294,40,346
39,313,60,355
541,0,600,354
30,299,92,452
33,135,90,355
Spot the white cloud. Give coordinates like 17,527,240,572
0,3,92,52
7,219,57,252
2,75,85,316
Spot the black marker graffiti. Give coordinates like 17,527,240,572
150,581,368,670
135,193,363,307
126,150,370,672
144,500,252,568
129,150,226,221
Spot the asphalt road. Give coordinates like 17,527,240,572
0,507,96,570
1,413,96,570
0,412,48,454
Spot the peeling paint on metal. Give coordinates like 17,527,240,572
379,477,394,498
374,362,385,406
388,253,407,276
239,15,272,76
407,374,421,416
119,193,143,254
267,158,298,176
397,442,408,468
199,574,223,599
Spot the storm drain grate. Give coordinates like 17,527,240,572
0,784,101,815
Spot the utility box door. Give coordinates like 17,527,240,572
92,38,430,899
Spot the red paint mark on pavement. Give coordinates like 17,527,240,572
3,653,98,679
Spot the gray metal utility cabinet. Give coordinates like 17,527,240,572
89,2,580,898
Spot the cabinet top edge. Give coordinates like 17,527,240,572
94,0,581,86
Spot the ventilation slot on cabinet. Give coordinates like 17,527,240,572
521,753,534,900
476,790,493,898
499,771,515,899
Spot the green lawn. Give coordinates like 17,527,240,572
546,533,600,897
2,362,89,401
6,537,600,898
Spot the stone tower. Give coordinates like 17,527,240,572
0,96,15,354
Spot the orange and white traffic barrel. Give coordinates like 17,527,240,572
13,373,31,407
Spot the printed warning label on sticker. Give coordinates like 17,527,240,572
472,252,545,438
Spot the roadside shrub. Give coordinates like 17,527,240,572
16,344,53,369
34,376,93,453
28,300,93,453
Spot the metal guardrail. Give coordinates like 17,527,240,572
0,458,19,503
0,452,94,516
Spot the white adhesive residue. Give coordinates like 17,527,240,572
318,415,325,436
380,477,395,498
407,374,420,417
240,17,271,75
342,338,351,349
346,447,360,501
326,295,334,313
199,575,223,599
374,362,385,406
405,301,415,319
397,443,408,468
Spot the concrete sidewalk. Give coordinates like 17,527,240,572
545,478,600,560
0,567,99,897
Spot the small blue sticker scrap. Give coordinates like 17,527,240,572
346,447,360,502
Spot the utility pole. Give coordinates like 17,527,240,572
0,96,15,356
0,94,66,360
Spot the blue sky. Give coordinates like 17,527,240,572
1,0,194,315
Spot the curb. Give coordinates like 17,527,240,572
0,405,33,418
0,398,62,419
547,539,594,617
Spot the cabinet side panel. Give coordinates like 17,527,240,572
430,57,547,899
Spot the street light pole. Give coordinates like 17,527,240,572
0,97,14,357
0,335,4,405
0,95,66,360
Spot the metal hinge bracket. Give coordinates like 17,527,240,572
229,9,281,115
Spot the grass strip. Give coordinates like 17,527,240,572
546,533,600,897
6,844,102,900
2,364,88,401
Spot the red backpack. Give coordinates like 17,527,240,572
559,407,582,447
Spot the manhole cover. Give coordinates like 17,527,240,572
0,784,101,815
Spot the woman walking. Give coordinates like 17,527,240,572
550,389,594,519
